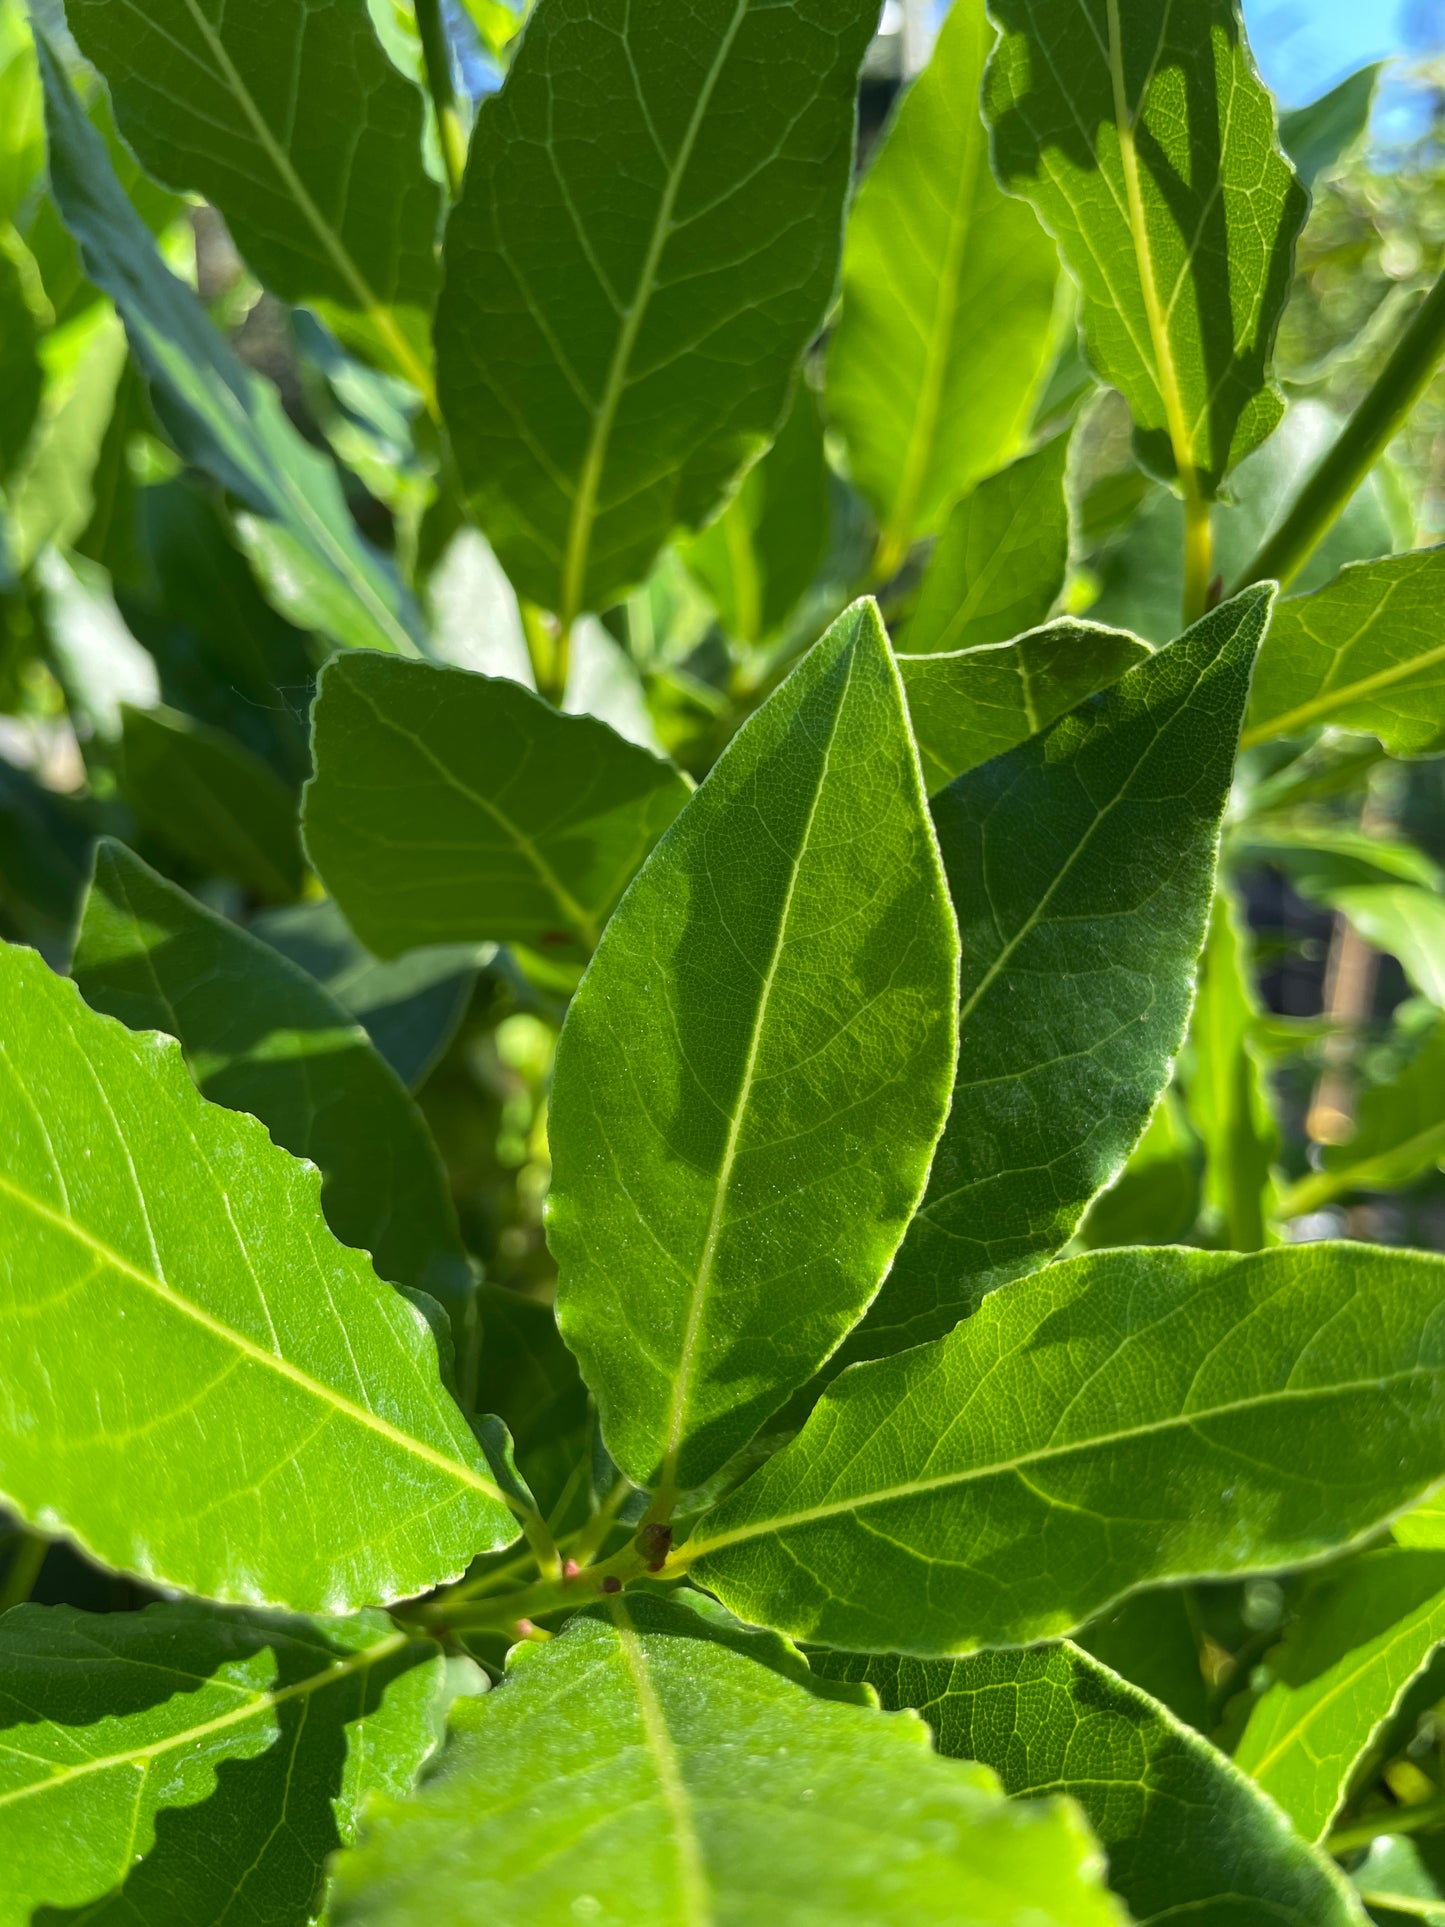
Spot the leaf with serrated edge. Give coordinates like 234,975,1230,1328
685,1243,1445,1656
0,1602,447,1927
302,653,690,964
1244,549,1445,756
899,617,1149,794
817,1642,1366,1927
548,599,960,1492
435,0,879,621
984,0,1306,499
328,1594,1124,1927
827,0,1060,568
72,841,473,1336
1236,1550,1445,1842
65,0,439,398
840,587,1270,1369
0,941,514,1610
35,31,420,657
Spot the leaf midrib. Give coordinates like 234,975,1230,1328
560,0,750,624
1242,634,1445,747
683,1363,1439,1562
612,1603,714,1924
0,1172,508,1513
0,1632,408,1813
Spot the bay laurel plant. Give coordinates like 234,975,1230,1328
3,0,1445,1920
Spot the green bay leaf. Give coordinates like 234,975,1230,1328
817,1641,1365,1927
984,0,1306,500
329,1594,1124,1927
548,599,959,1492
686,1242,1445,1655
302,653,690,963
435,0,879,621
0,940,514,1609
842,586,1269,1367
0,1602,447,1927
1286,1021,1445,1216
827,0,1060,568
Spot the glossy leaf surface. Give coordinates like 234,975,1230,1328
904,431,1073,659
37,33,420,656
827,0,1059,564
844,588,1268,1366
329,1595,1123,1927
73,841,473,1329
985,0,1306,496
116,704,306,903
0,1602,446,1927
1235,1550,1445,1841
549,600,959,1490
1244,550,1445,756
688,1242,1445,1654
303,653,689,962
898,618,1149,794
436,0,879,620
818,1642,1364,1927
67,0,439,397
0,941,514,1609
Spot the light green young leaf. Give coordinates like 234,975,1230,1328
435,0,879,622
1280,65,1383,191
329,1595,1124,1927
686,1242,1445,1655
827,0,1060,570
73,841,474,1337
903,430,1074,658
678,380,829,645
66,0,440,398
117,704,306,903
1185,889,1280,1251
251,896,484,1092
302,653,690,963
1235,1549,1445,1842
36,31,421,656
1288,1022,1445,1215
549,600,959,1492
984,0,1307,499
1077,1088,1201,1248
898,616,1149,793
818,1642,1366,1927
1243,549,1445,757
840,588,1268,1369
3,299,127,572
0,1602,447,1927
0,940,515,1609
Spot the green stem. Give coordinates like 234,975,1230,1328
410,1541,651,1633
413,0,469,199
1234,267,1445,595
0,1528,48,1613
1182,489,1214,627
1329,1791,1445,1857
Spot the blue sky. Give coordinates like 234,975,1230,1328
1244,0,1442,105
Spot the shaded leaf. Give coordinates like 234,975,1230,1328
303,653,689,963
4,299,127,573
1076,1088,1200,1249
251,896,484,1092
435,0,879,620
0,754,99,963
329,1594,1123,1927
36,32,421,656
1296,1022,1445,1212
1281,65,1382,190
840,588,1268,1368
1074,1584,1210,1730
67,0,440,396
1236,1549,1445,1841
686,1241,1445,1655
903,430,1073,658
73,840,474,1337
0,231,41,482
827,0,1060,566
0,1601,447,1927
549,600,959,1491
0,940,514,1609
985,0,1306,500
1352,1836,1445,1924
817,1641,1365,1927
117,703,306,903
678,380,828,644
473,1282,589,1528
1244,549,1445,758
899,616,1148,794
